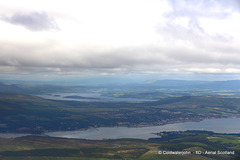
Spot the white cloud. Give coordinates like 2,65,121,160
0,0,240,78
1,11,59,31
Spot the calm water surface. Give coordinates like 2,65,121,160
45,118,240,140
0,133,31,138
37,93,156,102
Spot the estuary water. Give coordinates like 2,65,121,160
45,118,240,140
0,133,31,138
37,92,156,102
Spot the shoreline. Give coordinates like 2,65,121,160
1,116,240,139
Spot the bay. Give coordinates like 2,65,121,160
45,118,240,140
37,92,156,102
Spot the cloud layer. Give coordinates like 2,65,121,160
2,11,59,31
0,0,240,78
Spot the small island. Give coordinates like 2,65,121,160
63,95,98,99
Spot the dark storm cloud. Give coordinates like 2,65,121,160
2,11,59,31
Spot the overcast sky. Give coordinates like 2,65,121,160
1,0,240,81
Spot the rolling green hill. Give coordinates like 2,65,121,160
1,93,240,134
0,131,240,160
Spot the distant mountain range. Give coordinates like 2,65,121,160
138,80,240,90
0,82,72,94
0,80,240,94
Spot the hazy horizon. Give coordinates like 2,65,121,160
1,74,240,85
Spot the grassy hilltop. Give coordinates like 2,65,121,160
0,131,240,160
